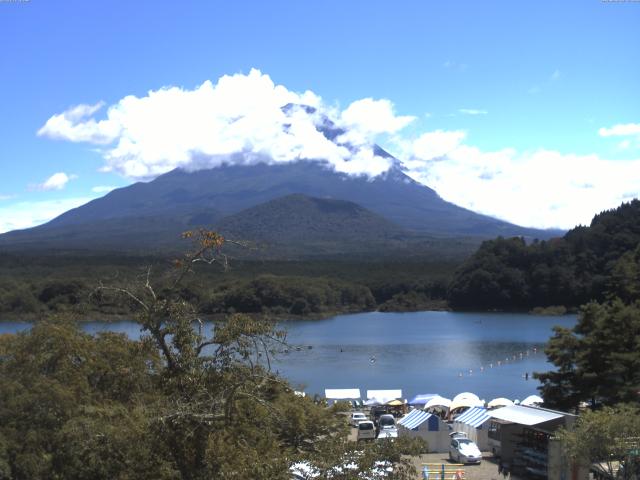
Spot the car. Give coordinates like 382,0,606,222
350,412,368,427
377,414,396,429
357,420,376,441
449,431,468,439
449,438,482,464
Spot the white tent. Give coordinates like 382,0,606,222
520,395,543,406
487,397,514,409
324,389,361,400
451,406,491,450
366,389,402,403
397,409,450,453
452,392,480,403
449,396,484,412
424,396,452,409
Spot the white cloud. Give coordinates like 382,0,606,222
458,109,488,116
0,197,94,234
598,123,640,137
400,130,467,162
91,185,117,193
34,172,77,191
38,69,412,179
0,194,15,201
550,69,561,81
38,102,120,144
398,131,640,229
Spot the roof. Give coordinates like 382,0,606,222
324,388,361,400
366,389,402,402
488,405,565,426
398,409,433,429
454,407,491,428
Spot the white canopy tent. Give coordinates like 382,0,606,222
425,396,452,409
452,392,480,403
365,389,402,404
324,389,361,400
487,397,514,409
520,395,543,406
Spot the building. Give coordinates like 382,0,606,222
487,405,588,480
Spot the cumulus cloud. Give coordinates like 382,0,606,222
34,172,77,191
598,123,640,137
37,69,412,179
398,131,640,229
0,197,94,234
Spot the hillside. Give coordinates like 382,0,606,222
447,199,640,310
214,193,414,256
0,159,561,255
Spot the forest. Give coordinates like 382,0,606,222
0,253,454,320
447,199,640,311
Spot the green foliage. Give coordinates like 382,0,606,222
556,405,640,480
535,298,640,410
448,200,640,310
0,251,460,319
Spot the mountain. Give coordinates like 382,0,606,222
214,193,412,257
0,157,561,254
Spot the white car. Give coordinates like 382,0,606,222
449,438,482,464
350,412,368,427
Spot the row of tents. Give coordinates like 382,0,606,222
324,388,543,411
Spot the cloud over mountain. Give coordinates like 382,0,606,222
38,69,412,179
36,69,640,230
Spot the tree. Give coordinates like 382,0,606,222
557,405,640,480
118,229,423,479
535,299,640,410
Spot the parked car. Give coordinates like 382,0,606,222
377,414,396,429
449,431,468,439
449,438,482,464
357,420,376,441
350,412,368,427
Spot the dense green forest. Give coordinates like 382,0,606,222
0,252,455,320
447,199,640,311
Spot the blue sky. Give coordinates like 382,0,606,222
1,0,639,232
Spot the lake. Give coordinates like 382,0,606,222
0,310,576,402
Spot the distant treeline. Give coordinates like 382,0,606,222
0,255,454,319
447,200,640,311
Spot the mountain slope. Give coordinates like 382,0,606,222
0,158,561,253
217,194,406,242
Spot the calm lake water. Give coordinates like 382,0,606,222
0,310,576,402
